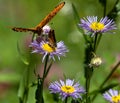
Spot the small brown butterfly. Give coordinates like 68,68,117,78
11,2,65,35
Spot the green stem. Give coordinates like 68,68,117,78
35,54,49,103
100,61,120,88
92,61,120,101
22,52,33,103
84,42,93,103
35,76,43,103
94,34,102,51
85,66,93,103
65,97,68,103
23,34,36,103
85,74,90,102
44,60,53,78
23,66,30,103
103,0,107,16
93,33,98,52
32,33,35,42
43,54,49,78
22,33,36,103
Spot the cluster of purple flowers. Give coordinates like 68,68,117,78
29,16,118,102
30,16,116,62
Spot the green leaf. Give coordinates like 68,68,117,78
17,42,29,65
72,3,88,42
18,67,30,103
107,0,119,21
17,69,27,102
72,3,80,25
99,83,119,93
0,72,20,83
99,0,107,7
90,83,119,95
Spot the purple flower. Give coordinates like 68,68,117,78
49,79,85,101
103,89,120,103
30,40,68,62
79,16,116,36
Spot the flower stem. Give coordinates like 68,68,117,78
84,42,93,103
23,33,35,103
35,54,49,103
43,54,49,78
23,66,30,103
85,66,93,103
35,76,44,103
93,33,98,52
100,61,120,87
92,60,120,102
20,52,34,103
103,0,107,17
65,97,68,103
94,33,102,51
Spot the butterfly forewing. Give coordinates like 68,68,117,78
11,2,65,35
35,2,65,30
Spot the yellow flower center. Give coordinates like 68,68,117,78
42,43,55,53
112,95,120,103
90,22,105,31
61,85,75,94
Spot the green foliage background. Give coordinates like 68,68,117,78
0,0,120,103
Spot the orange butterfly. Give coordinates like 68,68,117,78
11,2,65,35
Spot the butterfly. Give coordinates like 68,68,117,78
11,2,65,35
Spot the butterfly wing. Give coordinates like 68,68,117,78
12,27,36,32
48,30,56,48
35,2,65,30
11,2,65,35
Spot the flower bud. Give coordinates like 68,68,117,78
89,56,102,68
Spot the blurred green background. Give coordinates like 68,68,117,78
0,0,120,103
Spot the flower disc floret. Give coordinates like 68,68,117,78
42,43,55,53
90,22,105,31
61,85,75,94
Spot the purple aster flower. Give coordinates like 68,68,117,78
49,79,85,101
29,40,68,62
103,89,120,103
79,16,116,36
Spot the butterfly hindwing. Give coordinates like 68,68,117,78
48,30,56,48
